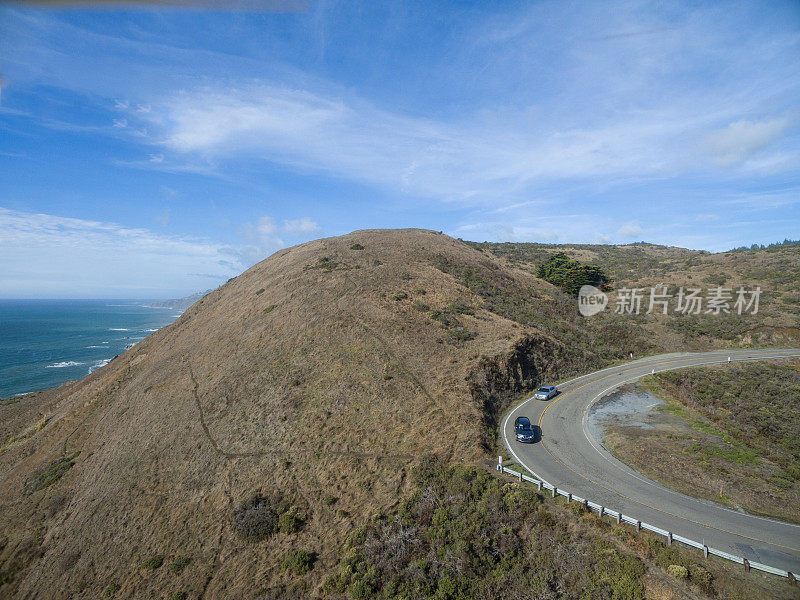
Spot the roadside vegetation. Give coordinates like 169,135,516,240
603,361,800,523
313,459,795,600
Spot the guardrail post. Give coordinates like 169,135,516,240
552,486,557,498
743,558,750,573
616,512,621,524
518,471,523,482
536,480,541,491
636,520,641,531
599,506,604,518
703,545,708,559
567,492,572,502
497,455,502,471
666,532,672,546
583,499,588,510
788,572,796,586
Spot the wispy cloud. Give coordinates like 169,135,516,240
283,217,322,236
0,207,236,297
616,223,644,238
699,117,793,168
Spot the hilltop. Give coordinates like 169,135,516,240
0,229,797,599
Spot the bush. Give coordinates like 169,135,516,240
667,564,688,579
282,549,315,575
569,500,587,516
537,252,610,296
278,506,306,534
327,460,648,600
350,243,364,250
232,494,280,541
103,583,119,597
142,555,163,570
391,291,409,301
323,495,338,506
26,453,79,494
689,565,714,593
168,556,191,575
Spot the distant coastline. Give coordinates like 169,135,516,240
144,290,210,312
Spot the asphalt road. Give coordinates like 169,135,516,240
502,348,800,573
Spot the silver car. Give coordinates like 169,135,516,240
534,385,558,400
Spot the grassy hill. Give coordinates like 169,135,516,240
0,230,797,599
468,240,800,350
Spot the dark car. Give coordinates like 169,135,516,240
515,416,534,443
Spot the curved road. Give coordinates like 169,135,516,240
502,348,800,573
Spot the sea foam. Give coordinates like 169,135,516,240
88,359,112,374
46,361,82,368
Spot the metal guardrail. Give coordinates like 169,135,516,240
496,459,797,583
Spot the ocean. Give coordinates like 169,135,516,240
0,300,181,400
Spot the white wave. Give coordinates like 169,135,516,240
108,328,129,331
86,345,105,348
46,361,82,368
143,328,159,332
88,359,112,374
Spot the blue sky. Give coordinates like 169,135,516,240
1,1,798,298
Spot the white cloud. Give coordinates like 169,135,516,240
616,223,643,238
283,217,322,236
0,207,239,298
699,118,791,167
117,72,796,205
117,85,687,201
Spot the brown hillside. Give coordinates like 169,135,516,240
0,229,593,599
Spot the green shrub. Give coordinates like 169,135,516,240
168,556,191,575
282,549,315,575
667,564,688,579
26,453,79,494
689,564,714,593
323,494,338,506
278,506,306,534
103,583,119,597
391,291,409,301
328,460,647,600
350,243,364,250
142,555,163,570
569,500,587,516
537,252,610,296
169,592,186,600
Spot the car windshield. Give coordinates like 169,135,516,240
520,425,532,432
538,387,550,392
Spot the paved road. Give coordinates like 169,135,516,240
502,349,800,573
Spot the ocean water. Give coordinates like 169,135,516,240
0,300,181,400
